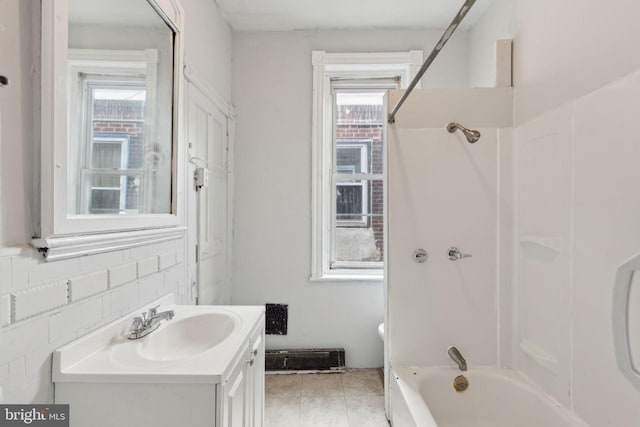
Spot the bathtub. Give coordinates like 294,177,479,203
389,367,588,427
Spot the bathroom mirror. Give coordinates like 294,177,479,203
37,0,184,259
67,0,174,216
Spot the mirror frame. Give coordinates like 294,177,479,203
35,0,185,260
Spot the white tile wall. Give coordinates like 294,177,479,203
158,252,177,271
69,271,108,302
11,281,68,322
79,251,125,272
138,275,164,305
0,317,49,365
137,256,159,278
1,295,10,327
49,298,103,344
28,257,80,284
9,359,26,394
0,257,12,292
0,238,187,404
108,263,137,288
108,282,140,319
11,256,29,288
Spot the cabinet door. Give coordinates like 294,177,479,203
245,334,265,427
222,352,248,427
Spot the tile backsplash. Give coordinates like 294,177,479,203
0,238,189,403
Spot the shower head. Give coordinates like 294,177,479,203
446,122,481,143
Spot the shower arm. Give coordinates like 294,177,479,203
387,0,477,125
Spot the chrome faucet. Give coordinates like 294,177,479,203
447,346,467,371
448,247,472,261
127,305,175,340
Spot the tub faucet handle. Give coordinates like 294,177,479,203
448,247,472,261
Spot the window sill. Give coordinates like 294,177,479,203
310,272,384,283
31,226,186,261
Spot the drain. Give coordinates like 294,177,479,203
453,375,469,392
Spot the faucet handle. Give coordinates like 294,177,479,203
130,316,143,331
448,247,472,261
146,305,160,318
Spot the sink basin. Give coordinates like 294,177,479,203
139,312,238,361
53,295,264,384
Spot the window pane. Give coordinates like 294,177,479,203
335,91,385,175
90,189,120,213
336,145,365,174
334,179,383,263
92,142,123,169
336,183,363,220
89,174,142,214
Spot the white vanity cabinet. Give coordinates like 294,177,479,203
219,328,264,427
53,296,265,427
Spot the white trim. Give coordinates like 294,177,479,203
32,227,186,261
38,0,186,257
183,61,235,119
309,272,383,282
311,50,423,281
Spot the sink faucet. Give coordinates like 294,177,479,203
127,305,175,340
447,346,467,371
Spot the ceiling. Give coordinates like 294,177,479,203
215,0,494,32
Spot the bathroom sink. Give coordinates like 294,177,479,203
52,295,266,383
139,312,237,361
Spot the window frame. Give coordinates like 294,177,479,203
311,51,423,281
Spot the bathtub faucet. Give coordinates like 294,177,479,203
447,346,467,371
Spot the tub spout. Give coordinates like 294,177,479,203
447,346,467,371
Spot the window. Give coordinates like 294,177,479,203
336,142,369,227
87,135,134,214
67,49,163,217
311,51,423,280
79,78,146,215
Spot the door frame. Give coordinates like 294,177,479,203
184,63,235,305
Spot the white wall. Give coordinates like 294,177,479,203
0,0,36,247
230,29,470,368
0,0,232,403
181,0,232,103
468,0,514,88
470,1,640,425
471,0,640,125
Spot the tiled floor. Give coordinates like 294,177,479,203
265,369,390,427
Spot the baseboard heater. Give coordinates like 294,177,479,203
265,348,345,372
